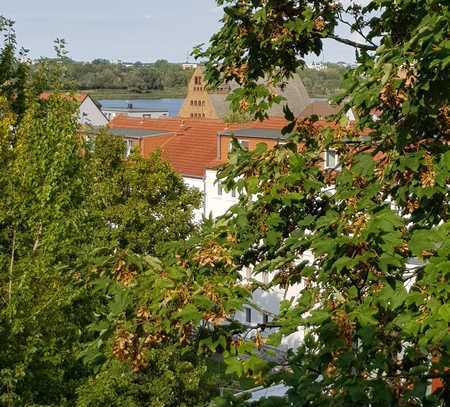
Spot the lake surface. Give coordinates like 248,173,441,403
98,98,185,117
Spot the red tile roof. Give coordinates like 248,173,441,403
109,116,290,178
40,92,89,104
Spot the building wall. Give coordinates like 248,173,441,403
178,66,220,119
79,96,109,127
103,111,169,120
182,176,205,222
219,135,279,161
204,169,238,218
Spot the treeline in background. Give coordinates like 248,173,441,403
32,58,349,99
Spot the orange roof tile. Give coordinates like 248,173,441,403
40,92,88,104
108,116,307,177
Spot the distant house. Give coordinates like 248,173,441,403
78,94,109,126
181,62,198,70
178,65,311,120
40,92,109,127
101,103,169,121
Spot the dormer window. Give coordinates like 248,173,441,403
324,149,339,169
125,139,137,158
245,307,252,323
228,139,250,154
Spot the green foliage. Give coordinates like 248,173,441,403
199,0,450,405
86,132,202,256
299,63,349,98
0,16,28,117
33,58,192,94
0,22,210,404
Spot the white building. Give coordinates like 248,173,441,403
78,94,109,127
102,103,169,121
40,92,109,127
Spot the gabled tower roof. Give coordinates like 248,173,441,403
178,66,310,119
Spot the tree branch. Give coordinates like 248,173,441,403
8,228,16,320
327,33,377,51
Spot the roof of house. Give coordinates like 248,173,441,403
108,116,289,177
102,107,169,113
40,92,88,104
221,128,286,139
205,74,311,118
108,128,171,138
299,100,341,118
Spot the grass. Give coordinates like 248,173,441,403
84,87,187,100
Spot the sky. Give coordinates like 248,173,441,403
2,0,360,64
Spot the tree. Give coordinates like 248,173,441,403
0,18,210,405
86,132,202,257
196,0,449,405
0,16,28,117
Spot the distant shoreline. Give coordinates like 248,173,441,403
84,87,187,100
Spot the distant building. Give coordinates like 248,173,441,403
178,65,311,120
40,92,109,127
181,62,198,70
306,62,327,71
101,103,169,120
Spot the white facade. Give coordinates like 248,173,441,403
204,169,239,218
180,168,305,348
181,63,198,70
102,108,169,121
79,96,109,127
182,176,205,222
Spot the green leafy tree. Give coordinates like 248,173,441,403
196,0,449,405
0,19,212,405
86,132,202,256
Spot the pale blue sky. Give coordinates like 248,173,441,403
3,0,357,63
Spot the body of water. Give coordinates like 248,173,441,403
98,98,185,117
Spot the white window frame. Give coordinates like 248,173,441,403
125,139,138,158
244,307,252,323
324,149,339,169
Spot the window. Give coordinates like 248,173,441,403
125,139,137,158
217,180,223,196
231,188,237,198
245,307,252,323
190,113,193,118
263,312,269,324
325,149,338,169
228,139,249,155
190,100,193,106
